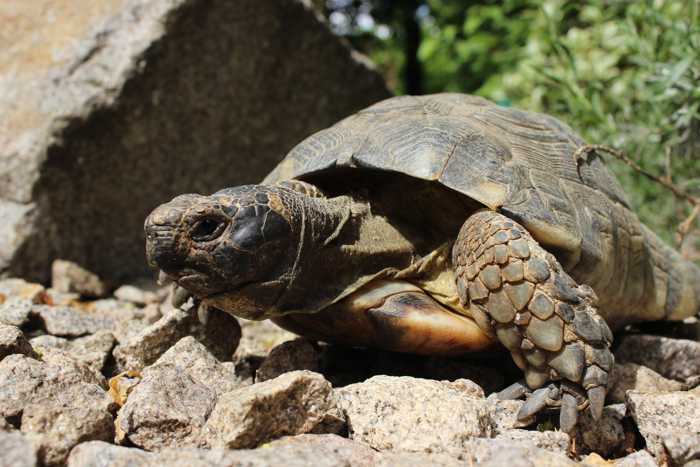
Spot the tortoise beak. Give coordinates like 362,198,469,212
144,222,182,273
144,204,188,274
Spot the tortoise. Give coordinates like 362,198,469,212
144,93,700,432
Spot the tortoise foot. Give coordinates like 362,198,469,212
453,210,614,433
497,379,603,433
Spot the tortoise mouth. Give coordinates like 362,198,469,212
158,267,228,300
166,269,258,304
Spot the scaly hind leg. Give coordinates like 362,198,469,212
452,210,614,432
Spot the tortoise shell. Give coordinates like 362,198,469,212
263,93,652,322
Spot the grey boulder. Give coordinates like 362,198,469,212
0,0,389,283
30,305,118,338
0,297,34,327
152,336,245,395
113,336,242,449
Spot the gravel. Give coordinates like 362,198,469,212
0,274,697,466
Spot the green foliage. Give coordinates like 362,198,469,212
326,0,700,248
494,0,700,246
418,0,539,98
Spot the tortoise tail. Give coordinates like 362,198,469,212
643,224,700,321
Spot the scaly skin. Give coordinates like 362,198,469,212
452,210,614,431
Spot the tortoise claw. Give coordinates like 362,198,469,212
588,386,606,420
559,393,579,434
517,387,549,420
497,381,530,401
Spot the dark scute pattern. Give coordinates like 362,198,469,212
262,209,292,240
231,208,266,250
264,93,637,275
214,185,257,196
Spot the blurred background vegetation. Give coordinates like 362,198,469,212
318,0,700,257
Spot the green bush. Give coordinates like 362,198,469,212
494,0,700,248
328,0,700,250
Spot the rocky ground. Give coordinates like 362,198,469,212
0,261,698,467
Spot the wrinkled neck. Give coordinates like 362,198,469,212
275,191,418,315
280,193,357,289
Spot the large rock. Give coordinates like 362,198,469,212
626,391,700,463
29,331,115,373
608,362,684,403
463,439,578,467
113,282,162,306
113,305,240,371
68,442,151,467
336,375,492,456
31,305,117,337
203,371,343,449
113,336,243,449
151,336,244,395
0,279,45,303
615,334,700,383
51,260,109,298
20,399,114,467
0,354,113,466
114,363,217,450
0,297,34,328
0,0,389,283
0,354,107,421
662,433,700,466
492,429,570,455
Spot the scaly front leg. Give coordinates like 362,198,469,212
452,210,614,432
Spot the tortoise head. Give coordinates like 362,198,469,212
144,185,297,319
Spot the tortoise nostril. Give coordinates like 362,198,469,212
144,222,182,270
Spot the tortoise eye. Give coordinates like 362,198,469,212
191,217,225,242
